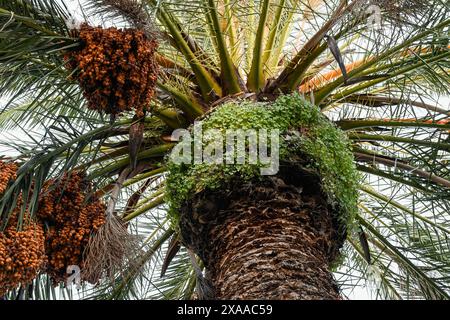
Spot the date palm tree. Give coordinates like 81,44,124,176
0,0,449,300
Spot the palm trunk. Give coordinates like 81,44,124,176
180,164,346,300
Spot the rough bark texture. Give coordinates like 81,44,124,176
180,163,346,300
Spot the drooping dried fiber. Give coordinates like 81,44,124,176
82,168,139,284
180,163,345,299
82,214,139,284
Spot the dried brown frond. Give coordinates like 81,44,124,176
81,214,140,284
99,0,158,36
82,168,140,284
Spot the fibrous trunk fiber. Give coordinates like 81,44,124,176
180,165,345,300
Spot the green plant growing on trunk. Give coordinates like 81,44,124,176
166,93,359,233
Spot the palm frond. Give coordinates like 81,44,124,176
1,0,450,300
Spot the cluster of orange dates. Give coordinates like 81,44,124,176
0,24,156,295
37,171,106,283
0,161,17,194
0,162,106,294
0,209,46,296
65,24,158,116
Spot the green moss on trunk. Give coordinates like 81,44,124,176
166,93,359,236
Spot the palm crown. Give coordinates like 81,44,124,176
0,0,449,300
